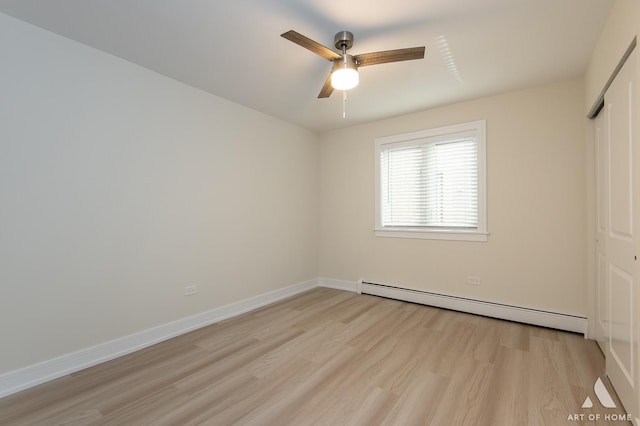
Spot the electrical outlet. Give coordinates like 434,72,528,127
184,285,197,296
467,276,481,286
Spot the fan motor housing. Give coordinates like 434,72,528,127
334,31,354,51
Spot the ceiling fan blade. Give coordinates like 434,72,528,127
281,30,341,61
355,47,425,67
318,73,334,98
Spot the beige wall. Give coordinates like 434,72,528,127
0,13,319,374
319,79,587,316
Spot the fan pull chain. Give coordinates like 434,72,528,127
342,90,347,119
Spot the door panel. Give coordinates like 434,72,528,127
609,263,633,382
609,102,633,239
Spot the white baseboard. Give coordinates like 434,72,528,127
360,281,587,334
317,277,358,292
0,277,588,398
0,279,317,398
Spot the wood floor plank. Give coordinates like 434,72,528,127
476,345,530,426
191,357,315,425
345,305,415,352
175,329,304,395
462,315,503,363
424,319,477,377
0,288,627,426
153,369,258,425
499,320,531,352
241,344,362,425
97,384,190,425
245,320,345,379
327,385,398,426
381,369,450,425
430,356,494,426
302,310,374,365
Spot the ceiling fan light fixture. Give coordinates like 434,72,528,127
331,55,359,91
281,30,425,98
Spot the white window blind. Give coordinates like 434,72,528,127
381,134,478,228
375,120,487,241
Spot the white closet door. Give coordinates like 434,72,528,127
601,47,638,420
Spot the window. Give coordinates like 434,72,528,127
374,120,487,241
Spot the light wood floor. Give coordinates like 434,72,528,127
0,288,629,425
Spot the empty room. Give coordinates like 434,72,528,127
0,0,639,424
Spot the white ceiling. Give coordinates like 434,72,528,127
0,0,614,133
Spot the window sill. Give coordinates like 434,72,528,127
374,228,489,242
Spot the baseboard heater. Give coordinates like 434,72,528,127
360,281,587,334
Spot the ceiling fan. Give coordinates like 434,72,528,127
281,30,426,98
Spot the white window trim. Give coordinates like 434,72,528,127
374,120,488,242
